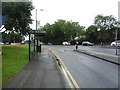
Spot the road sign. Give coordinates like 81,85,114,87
0,15,8,27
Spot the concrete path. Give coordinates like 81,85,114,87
3,47,66,88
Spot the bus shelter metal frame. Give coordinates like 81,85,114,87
28,30,46,61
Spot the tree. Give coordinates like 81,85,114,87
62,21,85,42
42,19,85,44
2,2,34,35
42,20,66,44
52,20,65,44
94,14,119,42
85,25,97,42
2,32,24,43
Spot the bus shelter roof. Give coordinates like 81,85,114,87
29,30,46,36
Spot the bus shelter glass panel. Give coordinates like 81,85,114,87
30,34,35,58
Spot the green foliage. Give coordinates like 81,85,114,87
42,19,85,44
2,32,24,43
85,25,97,42
2,45,29,86
62,21,85,41
85,14,120,43
2,2,34,35
94,15,117,30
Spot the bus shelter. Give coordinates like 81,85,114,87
29,30,46,60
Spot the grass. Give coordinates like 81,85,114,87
2,45,29,86
0,55,2,88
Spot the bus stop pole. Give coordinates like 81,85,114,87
29,33,31,61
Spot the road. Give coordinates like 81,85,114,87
46,45,118,88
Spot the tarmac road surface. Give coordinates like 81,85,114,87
48,45,119,88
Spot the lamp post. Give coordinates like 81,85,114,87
115,23,119,55
36,9,43,31
36,9,37,31
36,9,43,52
115,27,118,55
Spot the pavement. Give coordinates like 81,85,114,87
74,47,120,65
2,47,67,89
95,45,120,49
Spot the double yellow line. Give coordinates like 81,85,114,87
49,48,80,89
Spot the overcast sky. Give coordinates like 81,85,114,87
30,0,120,29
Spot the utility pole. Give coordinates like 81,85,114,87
115,28,118,55
36,9,43,52
35,9,38,52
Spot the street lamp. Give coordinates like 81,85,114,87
115,23,119,55
36,9,43,52
115,27,118,55
36,9,43,31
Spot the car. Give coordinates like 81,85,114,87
82,41,93,46
48,43,52,45
5,42,9,45
0,42,4,45
62,42,71,46
111,40,120,47
39,42,44,45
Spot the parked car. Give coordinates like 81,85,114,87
39,42,44,45
111,40,120,47
82,41,93,46
0,42,4,45
62,42,71,46
48,43,52,45
5,42,9,45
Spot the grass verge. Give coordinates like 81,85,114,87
2,45,29,86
